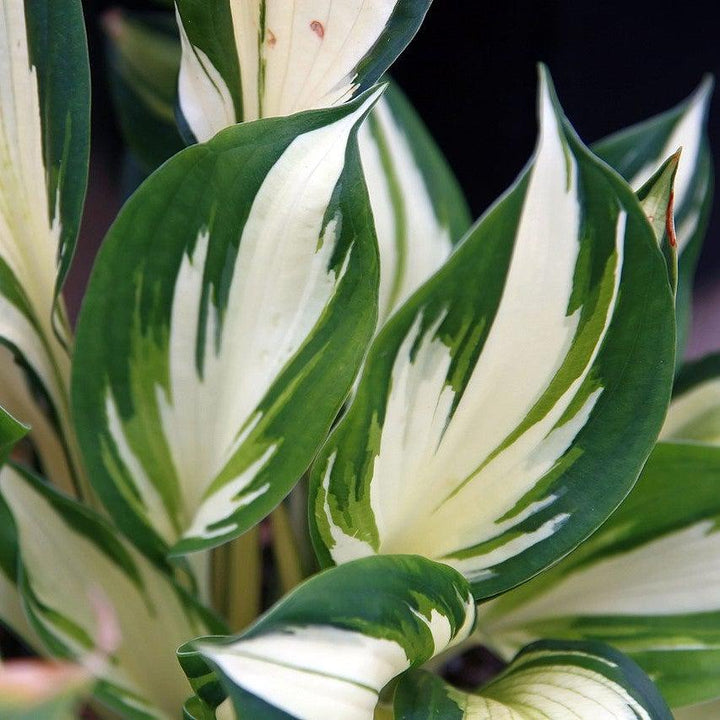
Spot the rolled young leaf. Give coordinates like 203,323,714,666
394,640,673,720
0,463,219,720
477,442,720,708
660,352,720,443
593,78,713,360
108,0,472,323
310,66,676,600
73,88,384,561
178,555,476,720
175,0,432,138
0,0,90,497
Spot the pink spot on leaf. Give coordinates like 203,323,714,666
310,20,325,39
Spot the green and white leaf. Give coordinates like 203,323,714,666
593,78,713,359
358,82,471,321
0,347,74,495
394,640,673,720
478,442,720,708
0,0,90,496
168,0,471,323
311,67,676,600
73,89,383,561
175,0,432,138
179,555,475,720
660,352,720,444
0,463,219,720
104,9,185,173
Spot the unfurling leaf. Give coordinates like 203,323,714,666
359,82,471,321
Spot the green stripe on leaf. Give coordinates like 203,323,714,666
73,88,385,562
310,66,676,600
479,442,720,708
394,640,673,720
179,555,475,720
0,464,219,720
176,0,432,136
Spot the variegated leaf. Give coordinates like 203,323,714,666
660,352,720,443
0,464,220,720
179,555,475,720
0,0,90,496
394,640,672,720
143,0,471,322
593,78,713,360
175,0,431,139
0,386,38,650
73,89,383,561
310,67,676,600
358,82,471,321
0,347,74,495
478,442,720,709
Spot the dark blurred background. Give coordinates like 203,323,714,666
76,0,720,354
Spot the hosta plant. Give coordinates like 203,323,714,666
0,1,717,718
